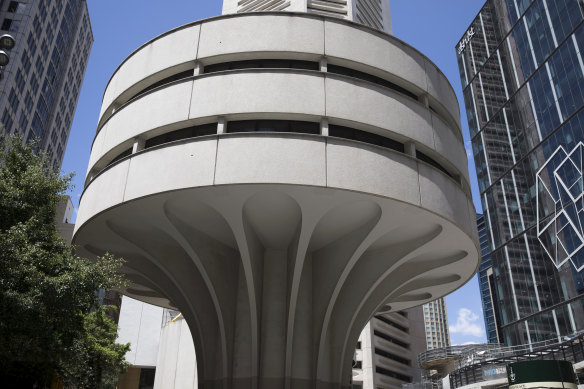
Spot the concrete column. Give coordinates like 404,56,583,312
132,137,146,154
320,118,329,136
405,141,416,157
420,93,430,108
194,61,201,76
217,117,226,134
320,57,328,72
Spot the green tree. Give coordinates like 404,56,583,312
0,137,130,388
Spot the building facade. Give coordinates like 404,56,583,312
74,5,479,387
0,0,92,170
353,307,427,389
423,298,450,350
476,213,500,344
458,0,584,346
222,0,392,33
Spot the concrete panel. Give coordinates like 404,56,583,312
153,318,181,388
418,162,468,231
324,19,427,93
92,81,193,172
424,58,461,129
101,24,200,119
189,71,325,120
76,160,130,228
214,135,326,186
431,114,470,184
124,139,218,201
325,76,434,148
87,121,108,176
197,14,324,61
175,320,197,389
326,139,420,205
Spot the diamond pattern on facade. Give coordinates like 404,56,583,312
537,142,584,271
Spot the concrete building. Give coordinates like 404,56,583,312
352,307,427,389
74,3,479,387
423,298,450,350
222,0,392,34
0,0,92,170
457,0,584,347
116,297,198,389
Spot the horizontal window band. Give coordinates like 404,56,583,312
87,119,458,192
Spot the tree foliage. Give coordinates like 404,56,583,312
0,137,130,388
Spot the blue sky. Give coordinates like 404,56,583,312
62,0,488,345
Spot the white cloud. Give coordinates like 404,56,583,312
449,308,484,337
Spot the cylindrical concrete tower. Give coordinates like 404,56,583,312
74,11,479,389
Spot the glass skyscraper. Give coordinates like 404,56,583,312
458,0,584,346
0,0,93,170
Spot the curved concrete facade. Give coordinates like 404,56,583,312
74,13,479,389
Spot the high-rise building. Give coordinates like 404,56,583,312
74,1,479,387
353,307,427,389
422,298,450,350
458,0,584,346
476,213,500,344
222,0,392,33
0,0,93,170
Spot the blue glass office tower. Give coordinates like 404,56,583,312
458,0,584,346
476,213,500,344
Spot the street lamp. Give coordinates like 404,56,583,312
0,34,16,79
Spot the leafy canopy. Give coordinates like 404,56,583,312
0,137,130,388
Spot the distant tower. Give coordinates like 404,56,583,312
423,298,450,350
0,0,93,170
75,1,478,387
222,0,392,34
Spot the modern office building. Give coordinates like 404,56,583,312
222,0,392,33
74,1,479,387
0,0,93,170
458,0,584,346
422,298,450,350
476,213,500,344
353,307,426,389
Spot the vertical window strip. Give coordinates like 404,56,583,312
567,303,577,333
481,131,492,184
497,50,510,100
462,54,469,86
505,245,522,321
541,0,558,47
525,321,533,351
471,86,481,135
502,109,516,164
469,40,478,75
507,37,521,89
571,35,584,81
522,234,542,311
478,73,490,121
480,12,491,58
526,82,543,141
500,180,514,239
484,193,497,250
511,170,524,229
522,17,539,67
551,309,561,342
545,62,564,122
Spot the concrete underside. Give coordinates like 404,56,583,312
75,183,477,388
